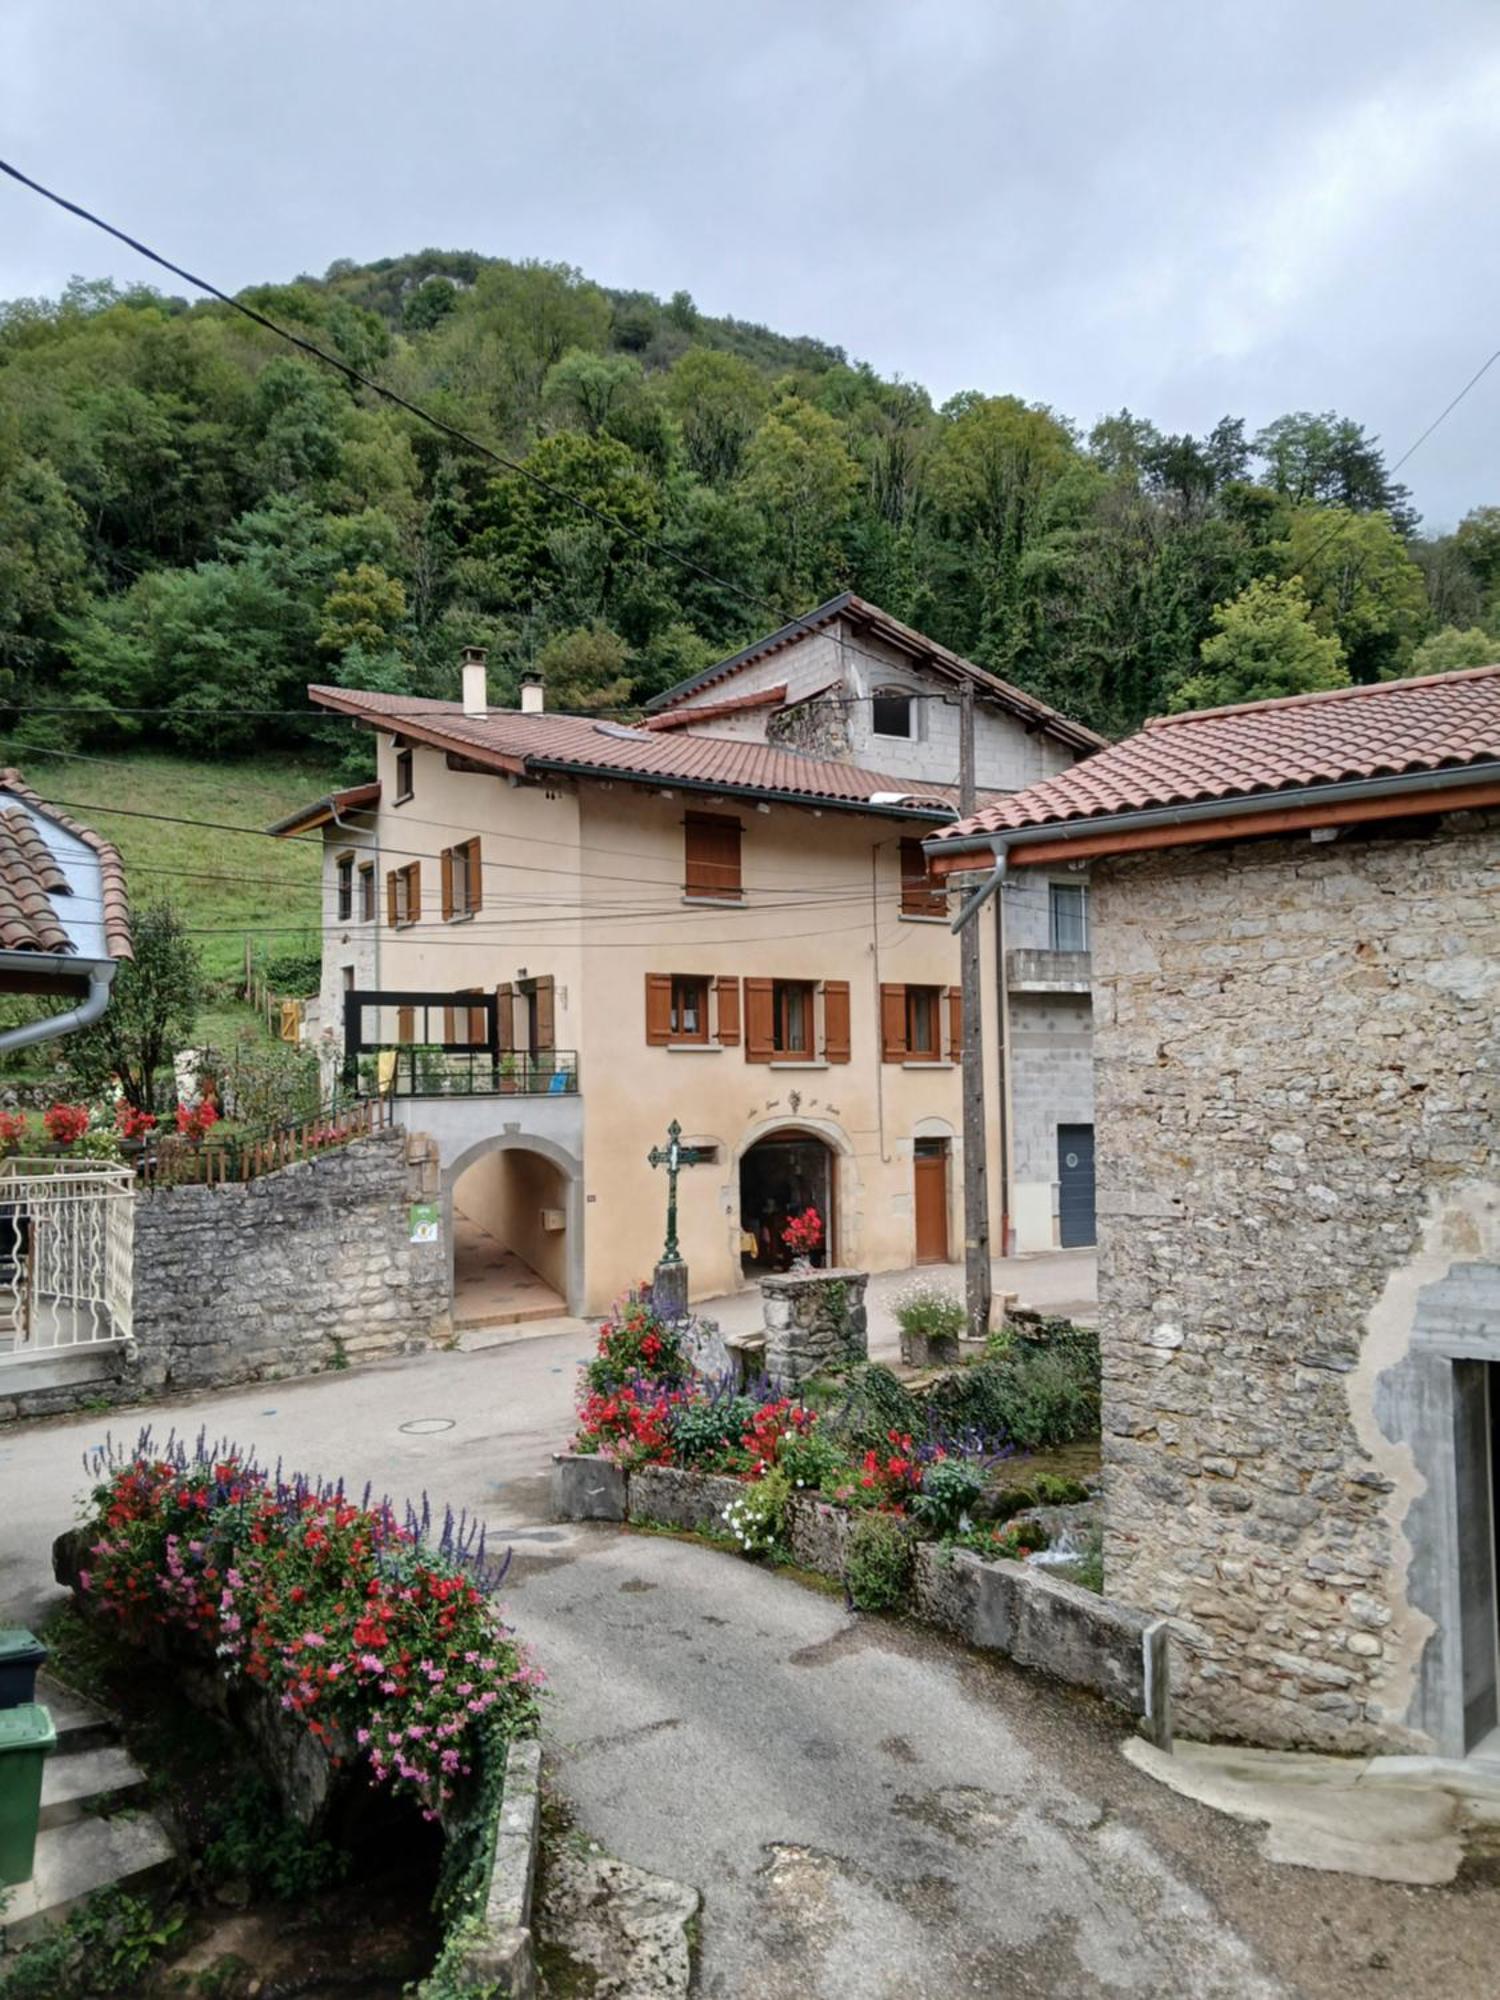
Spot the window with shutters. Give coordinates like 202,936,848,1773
670,975,708,1043
684,811,743,901
905,985,941,1058
899,839,946,918
394,747,414,802
442,837,482,921
1049,881,1088,952
359,862,375,922
397,1004,415,1043
772,980,814,1059
336,852,354,923
387,862,420,928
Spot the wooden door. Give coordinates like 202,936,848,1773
914,1141,949,1265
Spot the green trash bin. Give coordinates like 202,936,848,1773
0,1703,55,1886
0,1629,48,1709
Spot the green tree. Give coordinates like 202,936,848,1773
665,350,770,484
317,563,407,656
1169,577,1348,711
532,623,634,712
402,276,459,333
63,903,204,1112
738,397,859,604
1408,625,1497,676
1279,506,1427,682
1253,411,1416,534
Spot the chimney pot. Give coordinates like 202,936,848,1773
461,646,488,718
520,669,545,716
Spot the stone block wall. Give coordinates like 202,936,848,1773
1092,810,1500,1752
132,1128,449,1391
761,1268,868,1385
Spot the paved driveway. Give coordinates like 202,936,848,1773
4,1328,1497,1997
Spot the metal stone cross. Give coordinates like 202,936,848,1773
647,1118,707,1265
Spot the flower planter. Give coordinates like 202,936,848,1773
550,1452,628,1523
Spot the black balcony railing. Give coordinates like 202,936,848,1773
351,1047,580,1099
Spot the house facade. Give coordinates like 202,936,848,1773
286,600,1104,1320
928,665,1500,1760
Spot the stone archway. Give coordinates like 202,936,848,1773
443,1132,584,1323
735,1116,858,1281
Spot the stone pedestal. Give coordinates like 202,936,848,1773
899,1327,961,1370
651,1258,689,1322
760,1268,868,1387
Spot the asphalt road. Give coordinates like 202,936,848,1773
5,1333,1499,1997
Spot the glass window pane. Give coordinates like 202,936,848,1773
1050,883,1087,952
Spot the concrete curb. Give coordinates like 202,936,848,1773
456,1734,544,1999
553,1456,1171,1745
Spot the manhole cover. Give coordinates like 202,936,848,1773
399,1418,456,1435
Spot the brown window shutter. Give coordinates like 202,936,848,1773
467,839,483,914
443,1005,456,1043
533,974,556,1052
440,848,454,921
685,812,742,899
744,977,774,1061
386,871,398,929
823,980,851,1063
463,990,487,1046
900,839,946,918
397,1004,414,1043
880,983,908,1062
496,982,515,1052
715,975,741,1046
408,863,421,922
947,986,963,1060
645,974,673,1046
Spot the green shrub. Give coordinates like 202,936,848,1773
891,1279,966,1344
925,1343,1099,1450
261,945,323,996
777,1423,852,1494
199,1034,322,1127
909,1457,984,1538
845,1511,914,1611
202,1777,349,1901
953,1516,1052,1563
670,1391,756,1469
825,1364,923,1454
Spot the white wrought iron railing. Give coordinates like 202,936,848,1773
0,1158,135,1361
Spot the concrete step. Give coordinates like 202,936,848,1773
39,1742,147,1829
36,1673,116,1755
1,1811,177,1946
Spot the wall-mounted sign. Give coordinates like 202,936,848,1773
409,1201,440,1245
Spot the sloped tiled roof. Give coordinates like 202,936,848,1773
308,687,979,820
266,781,381,837
929,665,1500,846
642,684,788,732
0,769,133,959
643,592,1107,752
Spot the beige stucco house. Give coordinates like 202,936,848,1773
929,664,1500,1760
283,598,1104,1321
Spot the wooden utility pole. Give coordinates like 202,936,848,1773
958,679,992,1341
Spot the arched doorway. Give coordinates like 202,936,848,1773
739,1128,835,1275
445,1134,582,1327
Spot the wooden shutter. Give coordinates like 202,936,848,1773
745,977,774,1061
386,870,398,929
397,1005,415,1043
715,975,741,1046
463,989,487,1046
947,986,963,1061
823,980,850,1063
533,975,556,1052
645,974,672,1046
440,848,454,920
685,812,742,900
880,983,908,1062
466,838,483,914
496,982,515,1052
407,863,421,922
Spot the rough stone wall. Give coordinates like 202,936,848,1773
133,1129,449,1390
761,1268,869,1385
1093,810,1500,1752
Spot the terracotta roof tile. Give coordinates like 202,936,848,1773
642,684,788,731
930,665,1500,847
309,688,985,820
266,781,381,837
0,770,132,959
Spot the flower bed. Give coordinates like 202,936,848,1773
69,1429,540,1824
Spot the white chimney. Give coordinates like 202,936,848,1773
461,645,488,718
520,669,545,716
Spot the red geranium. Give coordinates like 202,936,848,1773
115,1103,157,1140
175,1097,220,1139
782,1207,823,1258
741,1397,817,1479
860,1430,923,1510
42,1103,90,1146
0,1110,28,1152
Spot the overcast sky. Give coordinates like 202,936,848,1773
2,2,1497,529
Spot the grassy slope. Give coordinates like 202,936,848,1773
25,750,339,995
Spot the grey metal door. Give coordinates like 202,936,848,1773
1057,1124,1096,1248
1454,1360,1500,1749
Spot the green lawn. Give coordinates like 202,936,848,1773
27,750,338,987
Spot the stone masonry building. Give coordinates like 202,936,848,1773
928,666,1500,1758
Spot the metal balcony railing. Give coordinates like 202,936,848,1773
352,1048,580,1099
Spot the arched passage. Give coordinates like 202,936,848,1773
738,1126,838,1276
444,1132,584,1325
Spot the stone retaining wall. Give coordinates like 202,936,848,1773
551,1456,1169,1738
761,1268,868,1384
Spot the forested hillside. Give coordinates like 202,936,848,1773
3,251,1498,773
